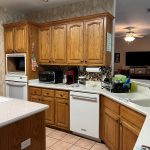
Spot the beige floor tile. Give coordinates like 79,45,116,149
51,141,72,150
62,134,80,144
91,143,109,150
46,136,58,148
48,130,68,140
46,127,56,135
69,145,87,150
75,138,95,149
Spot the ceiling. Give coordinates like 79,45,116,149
115,0,150,38
0,0,85,12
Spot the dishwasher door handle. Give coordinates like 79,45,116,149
71,95,97,102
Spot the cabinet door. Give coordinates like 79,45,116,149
39,27,51,63
52,25,67,64
42,97,55,125
67,22,84,64
4,27,14,53
55,98,69,129
120,120,139,150
84,19,104,64
102,108,120,150
14,25,27,53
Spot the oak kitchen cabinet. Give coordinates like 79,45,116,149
4,24,27,53
38,13,113,66
52,24,67,64
29,86,70,130
39,27,51,64
84,18,104,65
67,22,84,64
4,21,39,80
100,96,146,150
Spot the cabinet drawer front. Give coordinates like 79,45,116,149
30,87,41,95
30,95,42,103
42,89,54,97
120,106,145,129
101,96,120,115
42,96,54,102
55,90,69,99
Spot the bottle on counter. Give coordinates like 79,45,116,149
63,75,67,84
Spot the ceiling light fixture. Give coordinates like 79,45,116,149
43,0,48,2
124,35,135,42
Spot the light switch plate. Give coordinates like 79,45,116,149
21,138,31,150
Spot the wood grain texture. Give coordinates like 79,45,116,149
67,22,84,64
52,24,67,64
39,27,51,63
0,112,45,150
55,98,69,129
14,25,27,53
84,18,104,65
120,105,145,129
4,27,14,53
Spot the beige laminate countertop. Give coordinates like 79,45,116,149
29,79,150,150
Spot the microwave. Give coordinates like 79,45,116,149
6,53,26,75
39,71,63,84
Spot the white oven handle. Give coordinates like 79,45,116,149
6,81,27,87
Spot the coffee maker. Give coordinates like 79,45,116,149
65,69,75,84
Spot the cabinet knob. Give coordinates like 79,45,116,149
80,60,83,63
85,61,87,63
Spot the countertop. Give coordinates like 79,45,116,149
0,96,48,128
29,79,150,150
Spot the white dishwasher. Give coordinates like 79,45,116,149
70,91,100,139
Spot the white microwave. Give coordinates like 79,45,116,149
6,53,27,75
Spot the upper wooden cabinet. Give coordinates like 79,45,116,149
67,22,84,64
52,25,67,64
38,13,113,66
84,19,104,65
4,25,27,53
39,27,51,63
14,25,27,53
4,27,14,53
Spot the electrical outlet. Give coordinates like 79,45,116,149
21,138,31,150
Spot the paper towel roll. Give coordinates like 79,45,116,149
86,67,100,73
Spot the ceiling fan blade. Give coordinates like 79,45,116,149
133,34,144,38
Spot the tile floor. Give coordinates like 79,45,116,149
46,127,108,150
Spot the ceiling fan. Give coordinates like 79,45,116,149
118,27,145,42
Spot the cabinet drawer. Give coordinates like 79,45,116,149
30,87,41,95
55,90,69,99
30,95,42,103
120,106,145,129
42,89,54,97
101,96,120,115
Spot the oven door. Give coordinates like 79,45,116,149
5,81,27,100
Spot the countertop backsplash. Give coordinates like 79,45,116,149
39,65,111,82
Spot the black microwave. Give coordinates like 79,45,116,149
39,71,63,84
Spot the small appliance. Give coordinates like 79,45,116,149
65,70,74,84
39,71,63,84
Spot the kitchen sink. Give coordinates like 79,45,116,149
114,93,150,107
131,99,150,107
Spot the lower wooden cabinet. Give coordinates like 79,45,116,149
29,87,70,130
102,108,119,150
101,96,145,150
42,97,55,125
120,120,139,150
55,98,69,129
